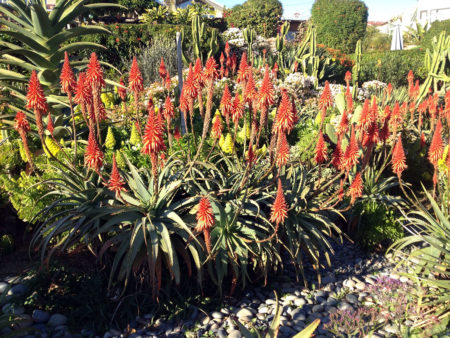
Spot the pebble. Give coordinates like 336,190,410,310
385,324,399,334
0,282,8,294
47,314,68,327
227,330,242,338
345,294,358,304
311,304,324,313
294,297,306,307
32,309,50,323
7,283,28,296
236,308,254,319
212,311,224,319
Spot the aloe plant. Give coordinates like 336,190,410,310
0,0,123,93
387,188,450,326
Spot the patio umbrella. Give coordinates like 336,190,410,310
391,23,404,50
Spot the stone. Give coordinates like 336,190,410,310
7,283,28,296
343,279,355,288
256,313,266,320
279,326,296,336
338,302,353,311
294,297,306,307
220,308,231,315
47,314,68,327
212,311,224,319
227,330,242,338
0,282,8,294
236,308,254,319
384,324,399,334
311,305,324,313
345,294,358,304
2,303,24,315
265,299,276,305
217,328,227,338
258,306,269,314
32,309,50,323
291,308,306,322
322,275,336,284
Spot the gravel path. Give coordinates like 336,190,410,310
1,241,411,338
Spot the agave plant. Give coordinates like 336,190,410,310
387,188,449,327
0,0,123,93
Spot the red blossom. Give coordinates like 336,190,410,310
118,78,127,101
276,132,290,168
60,52,76,95
141,109,166,155
258,64,275,109
237,52,249,83
108,153,127,194
342,127,359,171
232,93,244,125
204,57,218,81
85,129,104,172
26,70,48,113
273,89,295,134
314,131,328,164
331,141,343,170
318,81,333,111
86,52,105,90
14,111,30,134
163,96,174,121
159,57,167,81
270,179,288,226
392,135,407,178
428,119,444,166
74,72,92,107
211,115,223,139
47,112,54,135
128,56,144,94
348,172,363,205
220,84,233,125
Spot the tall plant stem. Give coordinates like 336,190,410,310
68,92,77,163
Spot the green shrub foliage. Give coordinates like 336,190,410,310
311,0,368,54
224,0,283,37
421,19,450,49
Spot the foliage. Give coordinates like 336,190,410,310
404,20,429,46
388,189,450,325
421,19,450,50
0,0,123,92
358,49,427,87
0,233,14,256
362,26,391,52
117,0,157,14
311,0,368,54
224,0,283,38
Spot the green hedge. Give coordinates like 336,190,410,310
421,19,450,49
358,48,427,87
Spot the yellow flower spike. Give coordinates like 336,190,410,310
256,144,267,157
105,127,116,150
129,124,141,146
44,136,60,157
18,142,28,162
218,134,225,148
438,145,449,172
221,133,234,154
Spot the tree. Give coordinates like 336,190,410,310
225,0,283,38
311,0,368,53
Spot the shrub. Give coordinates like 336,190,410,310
362,26,391,52
421,19,450,50
311,0,368,54
358,49,427,87
224,0,283,37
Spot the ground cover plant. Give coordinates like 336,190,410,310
0,1,449,336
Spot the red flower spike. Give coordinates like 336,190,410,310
174,126,181,140
220,84,233,125
337,110,349,136
195,197,215,254
163,96,174,121
211,115,223,139
128,56,144,94
331,141,343,170
159,57,167,81
247,145,256,166
258,64,275,109
272,62,279,79
108,153,127,194
185,64,198,99
224,41,230,58
179,88,189,113
74,72,92,107
26,70,48,113
86,52,105,90
237,52,249,83
276,132,290,168
270,179,288,226
219,52,225,66
118,78,127,101
379,120,390,143
244,70,257,104
85,129,104,172
362,121,379,148
348,172,363,205
345,86,353,113
420,132,426,149
314,131,328,164
60,52,76,95
14,111,30,134
141,109,166,155
387,83,393,98
193,58,204,88
204,57,218,81
231,53,238,74
407,70,414,86
357,99,370,132
47,112,54,135
273,89,295,134
232,93,244,125
428,119,444,166
392,135,407,178
165,72,171,91
383,105,391,121
344,71,352,87
342,127,359,171
319,81,333,112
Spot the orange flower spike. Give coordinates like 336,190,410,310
343,127,359,171
108,153,127,195
273,89,295,134
345,86,353,113
348,172,363,205
159,56,167,81
74,72,92,107
195,197,215,254
163,96,174,121
141,109,166,155
258,64,275,108
272,62,279,79
193,58,204,88
165,72,171,91
85,52,105,90
337,110,349,136
220,84,233,126
344,71,352,87
357,99,370,132
184,63,197,99
318,81,333,112
204,57,218,82
314,131,328,164
224,41,230,58
60,52,76,95
232,93,244,125
379,120,390,143
270,179,288,226
47,112,54,135
237,52,249,83
14,111,30,134
118,78,127,101
392,134,407,178
26,70,48,113
244,69,257,104
386,83,393,99
84,129,104,172
428,119,444,166
219,52,225,66
211,115,223,139
128,56,144,94
276,132,290,168
331,141,343,171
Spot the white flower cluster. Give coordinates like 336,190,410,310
283,72,316,91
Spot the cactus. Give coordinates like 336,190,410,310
276,21,290,70
208,28,219,59
243,27,256,64
352,39,362,99
105,126,116,150
417,31,450,103
181,15,218,65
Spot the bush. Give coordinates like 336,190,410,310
362,26,391,52
421,19,450,49
311,0,368,54
224,0,283,37
358,49,427,87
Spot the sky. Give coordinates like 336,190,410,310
219,0,419,21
